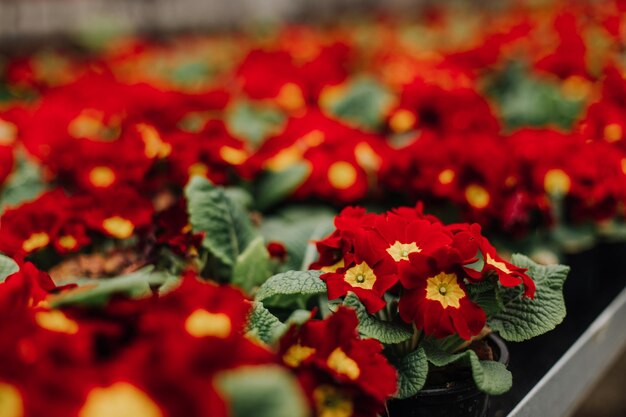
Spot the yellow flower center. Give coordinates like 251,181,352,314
343,262,376,290
300,130,325,148
465,184,490,209
78,382,163,417
265,146,302,171
319,84,346,110
137,123,171,159
561,75,591,101
188,162,209,178
102,216,135,239
184,309,232,338
58,235,78,250
604,123,623,143
621,158,626,175
327,348,360,380
35,310,79,334
354,142,382,172
320,258,345,273
22,232,50,253
328,161,358,190
389,109,416,133
219,146,248,165
89,166,116,188
438,169,455,185
425,272,465,309
283,344,316,367
313,385,354,417
68,110,106,139
386,241,421,262
485,253,512,274
0,120,17,146
0,382,23,417
544,169,571,195
276,83,306,111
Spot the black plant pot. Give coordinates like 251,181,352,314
386,334,509,417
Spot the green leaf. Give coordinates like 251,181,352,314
484,61,584,130
246,302,287,345
467,276,504,317
489,254,569,342
225,100,286,146
49,267,171,308
325,77,394,130
0,155,47,211
185,177,258,270
260,206,335,271
223,187,254,210
255,163,310,210
215,365,309,417
0,254,18,282
394,347,428,399
343,293,412,344
422,340,512,395
285,309,312,326
255,270,326,309
232,236,272,294
157,274,182,296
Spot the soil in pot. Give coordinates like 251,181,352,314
386,334,509,417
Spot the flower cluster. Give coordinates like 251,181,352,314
279,308,397,417
0,262,398,417
313,205,534,340
0,0,624,240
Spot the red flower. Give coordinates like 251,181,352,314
311,206,376,271
0,190,68,259
167,120,252,186
252,110,390,204
321,229,398,313
279,307,397,417
236,43,350,110
398,249,486,340
81,187,154,240
448,223,536,297
267,242,288,261
533,12,590,80
386,68,499,136
0,262,57,311
153,201,202,257
373,210,453,267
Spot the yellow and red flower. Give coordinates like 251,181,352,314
279,307,397,417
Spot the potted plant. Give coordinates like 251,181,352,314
250,204,570,417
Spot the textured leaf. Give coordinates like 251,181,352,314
185,177,257,269
485,61,583,130
467,276,503,317
246,302,287,345
49,267,171,307
215,365,309,417
232,236,272,294
255,163,310,210
225,100,285,146
260,206,335,271
325,77,394,130
394,347,428,399
489,254,569,342
0,155,47,211
343,293,412,344
255,270,326,309
0,254,18,282
285,309,312,326
423,340,512,395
